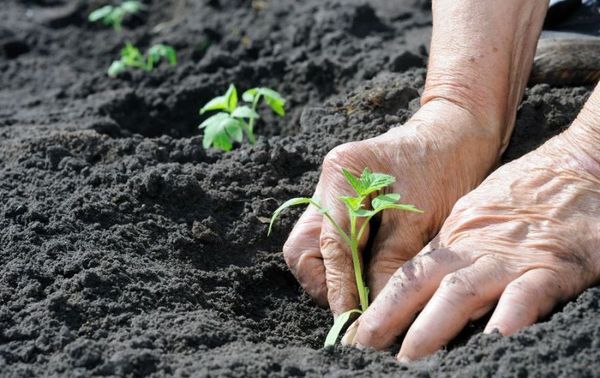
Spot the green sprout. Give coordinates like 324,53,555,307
269,168,423,346
199,84,285,151
88,1,144,32
108,43,177,77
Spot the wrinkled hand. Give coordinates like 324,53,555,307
283,100,501,315
344,125,600,361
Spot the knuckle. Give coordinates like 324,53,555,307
282,240,301,268
322,143,360,172
439,271,480,300
319,232,346,257
502,281,536,308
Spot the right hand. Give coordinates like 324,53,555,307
283,99,503,316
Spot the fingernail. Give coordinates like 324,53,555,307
398,355,412,364
341,320,359,346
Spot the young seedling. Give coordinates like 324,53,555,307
268,168,423,347
199,84,285,151
108,43,177,77
88,1,144,32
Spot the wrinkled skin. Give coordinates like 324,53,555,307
343,123,600,360
282,99,501,315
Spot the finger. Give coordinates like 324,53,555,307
320,169,370,316
283,205,327,306
347,243,471,350
483,268,565,336
367,217,424,300
398,256,513,361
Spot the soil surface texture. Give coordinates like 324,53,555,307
1,0,598,377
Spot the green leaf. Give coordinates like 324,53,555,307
324,309,362,347
242,88,257,103
107,60,126,77
163,46,177,65
120,43,144,68
372,193,401,210
200,96,229,114
340,196,363,212
242,87,286,115
361,169,396,194
257,87,284,101
231,106,259,119
224,84,238,113
352,208,377,217
199,112,229,129
199,113,243,151
121,0,144,13
375,203,423,213
225,120,243,143
268,197,315,235
146,44,177,70
89,5,114,22
258,87,286,116
342,168,367,196
265,96,286,116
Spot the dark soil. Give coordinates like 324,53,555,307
0,0,598,377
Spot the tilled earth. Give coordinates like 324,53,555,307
1,0,599,377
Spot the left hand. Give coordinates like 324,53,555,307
342,124,600,361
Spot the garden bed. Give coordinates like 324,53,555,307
1,0,599,376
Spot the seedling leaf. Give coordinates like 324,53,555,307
242,88,257,103
340,196,363,212
256,87,284,101
225,84,238,113
200,96,229,114
89,5,113,22
268,197,313,235
121,0,144,13
352,208,377,217
342,169,365,196
324,309,362,347
242,87,286,115
147,44,177,69
373,203,424,213
371,193,401,210
361,169,396,194
231,106,259,119
108,60,126,77
199,113,243,151
88,1,143,31
265,96,286,116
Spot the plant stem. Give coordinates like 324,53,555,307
241,120,256,144
351,235,368,312
247,94,261,139
350,212,369,312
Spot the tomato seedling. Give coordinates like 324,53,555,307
199,84,285,151
88,1,144,32
108,43,177,77
269,168,422,346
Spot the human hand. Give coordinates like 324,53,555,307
343,118,600,361
282,100,501,315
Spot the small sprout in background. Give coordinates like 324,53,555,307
199,84,286,151
108,43,177,77
88,1,144,32
146,44,178,71
269,168,423,347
